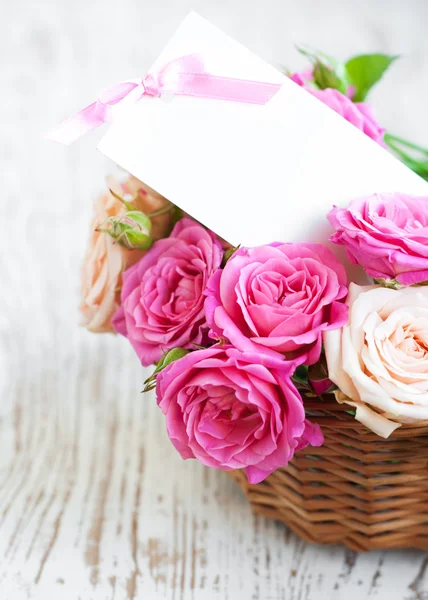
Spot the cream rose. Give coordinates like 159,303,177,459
80,176,171,333
323,283,428,438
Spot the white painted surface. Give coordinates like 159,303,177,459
1,0,428,598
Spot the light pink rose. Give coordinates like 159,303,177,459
112,218,223,366
310,88,385,146
324,283,428,438
290,72,385,146
328,193,428,286
156,346,324,483
205,243,348,366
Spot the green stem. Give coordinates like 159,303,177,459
385,137,428,178
109,186,176,219
384,133,428,156
385,139,408,160
148,202,176,218
108,188,135,211
386,140,418,167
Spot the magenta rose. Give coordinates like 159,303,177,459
112,218,223,365
328,193,428,286
156,346,324,483
289,68,314,87
205,243,348,366
290,72,385,146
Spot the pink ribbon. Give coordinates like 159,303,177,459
46,54,282,145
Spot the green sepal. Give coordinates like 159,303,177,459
221,245,241,268
142,348,190,393
102,210,153,250
297,46,348,93
108,187,136,211
373,277,402,290
312,60,347,93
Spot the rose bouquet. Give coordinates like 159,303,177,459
50,26,428,549
79,50,428,491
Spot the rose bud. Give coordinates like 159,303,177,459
100,210,153,250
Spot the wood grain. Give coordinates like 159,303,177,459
1,0,428,598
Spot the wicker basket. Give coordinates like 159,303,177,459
228,396,428,551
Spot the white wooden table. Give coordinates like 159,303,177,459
1,0,428,598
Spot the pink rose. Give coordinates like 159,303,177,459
328,193,428,286
289,68,314,87
156,346,324,483
205,243,348,366
112,218,223,365
310,89,385,146
290,72,385,146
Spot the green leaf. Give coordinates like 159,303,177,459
292,365,309,386
221,245,241,268
156,347,189,371
345,53,398,101
142,348,189,393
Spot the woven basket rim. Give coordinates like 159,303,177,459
303,396,428,438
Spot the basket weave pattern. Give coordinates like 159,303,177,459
228,397,428,551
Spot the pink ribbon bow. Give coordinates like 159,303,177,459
46,54,282,145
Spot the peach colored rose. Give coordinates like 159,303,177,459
80,176,172,333
324,283,428,438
